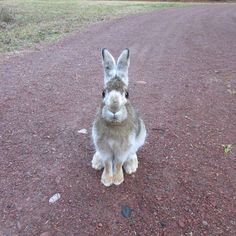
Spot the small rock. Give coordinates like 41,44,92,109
178,219,185,228
49,193,61,204
78,128,87,134
40,232,50,236
121,205,132,218
160,221,167,228
136,80,147,84
152,128,165,136
98,223,103,227
202,220,208,226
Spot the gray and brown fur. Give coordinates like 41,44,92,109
92,48,146,186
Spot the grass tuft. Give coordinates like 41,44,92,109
0,7,15,24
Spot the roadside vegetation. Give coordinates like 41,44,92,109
0,0,183,53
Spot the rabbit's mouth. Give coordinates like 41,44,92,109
112,113,119,120
107,114,124,124
102,106,127,123
109,114,120,123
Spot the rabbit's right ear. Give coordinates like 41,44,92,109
102,48,116,85
117,49,130,86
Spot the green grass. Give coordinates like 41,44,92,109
0,0,183,53
222,144,232,155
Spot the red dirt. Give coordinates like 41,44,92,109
0,4,236,236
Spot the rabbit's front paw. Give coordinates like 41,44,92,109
92,152,103,170
124,154,138,174
113,172,124,185
101,172,113,187
113,163,124,185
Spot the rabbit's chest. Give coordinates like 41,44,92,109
106,132,135,152
107,138,128,151
107,139,117,149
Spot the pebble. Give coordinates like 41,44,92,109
202,220,208,226
121,205,132,218
136,80,147,84
98,223,103,227
49,193,61,204
160,221,167,228
40,232,50,236
78,129,87,134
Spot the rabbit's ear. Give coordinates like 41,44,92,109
102,48,116,85
117,49,130,85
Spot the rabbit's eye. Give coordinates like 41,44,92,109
125,91,129,99
102,90,106,98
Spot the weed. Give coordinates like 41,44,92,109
222,144,232,155
0,7,14,24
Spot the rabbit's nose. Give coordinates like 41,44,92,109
112,97,119,104
109,102,119,112
109,107,118,115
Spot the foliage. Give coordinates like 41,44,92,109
222,144,232,155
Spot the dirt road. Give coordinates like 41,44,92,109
1,4,236,236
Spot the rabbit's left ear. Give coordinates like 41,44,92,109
102,48,116,85
117,49,130,85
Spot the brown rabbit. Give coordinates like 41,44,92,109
92,48,146,186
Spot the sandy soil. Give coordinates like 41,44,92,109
0,4,236,236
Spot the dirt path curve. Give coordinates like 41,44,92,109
1,4,236,236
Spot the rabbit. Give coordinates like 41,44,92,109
92,48,146,186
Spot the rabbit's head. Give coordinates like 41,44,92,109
101,48,130,123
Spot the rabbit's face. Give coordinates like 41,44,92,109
101,48,130,122
102,78,129,122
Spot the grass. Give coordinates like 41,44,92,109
0,0,183,53
222,144,232,155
